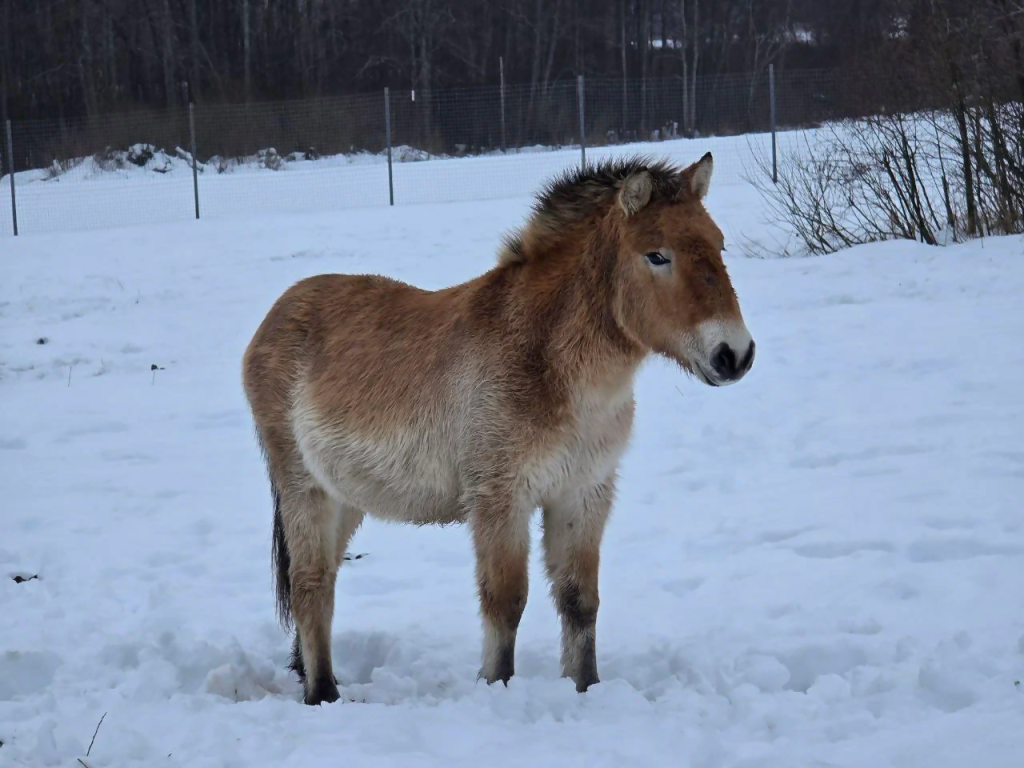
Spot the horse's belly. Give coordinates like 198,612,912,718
296,422,464,524
334,474,464,524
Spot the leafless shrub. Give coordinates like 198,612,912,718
41,156,87,181
745,0,1024,256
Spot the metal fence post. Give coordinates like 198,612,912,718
769,64,778,184
5,120,17,236
499,56,507,154
384,88,394,206
189,103,200,218
577,75,587,169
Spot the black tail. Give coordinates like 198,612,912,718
255,426,293,628
271,484,293,628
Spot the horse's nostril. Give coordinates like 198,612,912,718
710,343,737,378
740,340,755,373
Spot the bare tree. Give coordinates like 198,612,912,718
745,0,1024,255
1,0,1011,134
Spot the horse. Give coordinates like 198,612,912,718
242,153,755,705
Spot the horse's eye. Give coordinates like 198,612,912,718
645,251,670,266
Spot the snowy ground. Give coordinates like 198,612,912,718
0,130,799,237
1,173,1023,767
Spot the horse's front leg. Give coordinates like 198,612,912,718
470,491,531,686
542,478,614,692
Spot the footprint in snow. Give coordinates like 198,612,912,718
57,422,130,442
791,540,895,559
906,537,1023,563
758,526,814,544
661,576,705,597
0,651,62,700
790,444,930,470
193,410,245,431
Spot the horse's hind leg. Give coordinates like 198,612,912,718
277,485,352,705
287,500,364,699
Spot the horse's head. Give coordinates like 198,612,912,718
609,154,754,386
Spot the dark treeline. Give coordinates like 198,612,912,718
0,0,989,123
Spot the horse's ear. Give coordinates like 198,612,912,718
680,152,714,200
618,171,653,216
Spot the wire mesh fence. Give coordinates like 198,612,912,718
193,93,390,219
1,69,844,237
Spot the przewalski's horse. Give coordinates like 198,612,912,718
243,154,754,705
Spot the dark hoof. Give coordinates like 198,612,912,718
573,672,600,693
478,669,513,687
304,676,341,706
479,644,515,686
288,635,305,682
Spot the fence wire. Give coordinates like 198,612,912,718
1,70,839,236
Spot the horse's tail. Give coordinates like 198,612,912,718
256,425,293,628
271,482,293,628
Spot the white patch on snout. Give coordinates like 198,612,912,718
688,319,754,386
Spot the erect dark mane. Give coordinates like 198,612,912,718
535,155,684,222
498,155,685,266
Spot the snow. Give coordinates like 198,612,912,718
0,131,819,237
2,161,1024,767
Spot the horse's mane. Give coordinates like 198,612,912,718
498,155,685,266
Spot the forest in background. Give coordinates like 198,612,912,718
0,0,1002,123
0,0,1021,249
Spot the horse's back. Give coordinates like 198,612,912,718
244,271,480,521
246,270,473,394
